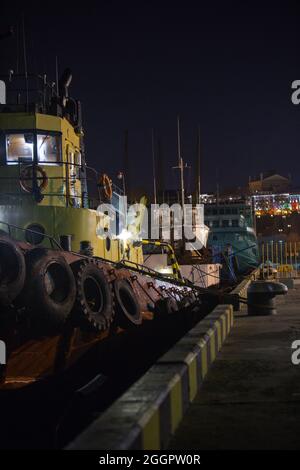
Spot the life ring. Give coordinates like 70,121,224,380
99,173,113,201
20,164,48,194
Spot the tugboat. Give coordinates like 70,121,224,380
0,69,197,389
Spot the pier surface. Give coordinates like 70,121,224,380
169,280,300,450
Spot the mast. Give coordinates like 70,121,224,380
22,16,29,110
177,116,185,210
151,128,157,204
196,126,201,202
171,116,189,253
216,171,220,205
55,56,59,98
157,137,165,203
123,129,129,199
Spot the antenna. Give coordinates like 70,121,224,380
22,16,29,110
151,129,157,204
55,56,59,97
123,130,130,199
196,126,201,202
157,137,165,204
16,22,20,74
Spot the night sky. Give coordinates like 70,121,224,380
1,2,300,198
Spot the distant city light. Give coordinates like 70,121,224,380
254,192,300,216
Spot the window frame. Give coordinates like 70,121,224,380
36,131,62,165
2,129,62,165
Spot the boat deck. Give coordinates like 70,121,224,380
169,279,300,450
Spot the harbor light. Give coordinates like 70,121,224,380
158,267,174,275
117,228,132,241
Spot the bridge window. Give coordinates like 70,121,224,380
5,132,61,164
6,133,34,163
37,134,61,163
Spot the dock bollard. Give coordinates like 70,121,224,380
247,281,288,316
80,240,94,256
60,235,72,251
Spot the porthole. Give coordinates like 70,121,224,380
106,236,111,252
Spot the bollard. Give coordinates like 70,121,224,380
60,235,72,251
80,240,93,256
247,281,288,316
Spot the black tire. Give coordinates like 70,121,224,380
155,297,179,316
113,279,142,328
180,294,194,309
180,292,196,309
20,248,76,331
186,291,197,304
0,237,26,306
71,260,114,332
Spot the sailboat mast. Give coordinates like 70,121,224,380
177,116,185,210
152,128,157,204
197,126,201,202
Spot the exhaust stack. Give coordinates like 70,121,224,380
59,68,72,107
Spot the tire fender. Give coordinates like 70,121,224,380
71,260,114,332
155,297,179,316
19,248,76,332
0,237,26,307
113,278,142,328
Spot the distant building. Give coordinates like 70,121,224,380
249,172,291,194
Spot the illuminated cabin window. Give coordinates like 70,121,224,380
37,134,61,164
6,132,61,164
6,133,34,163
